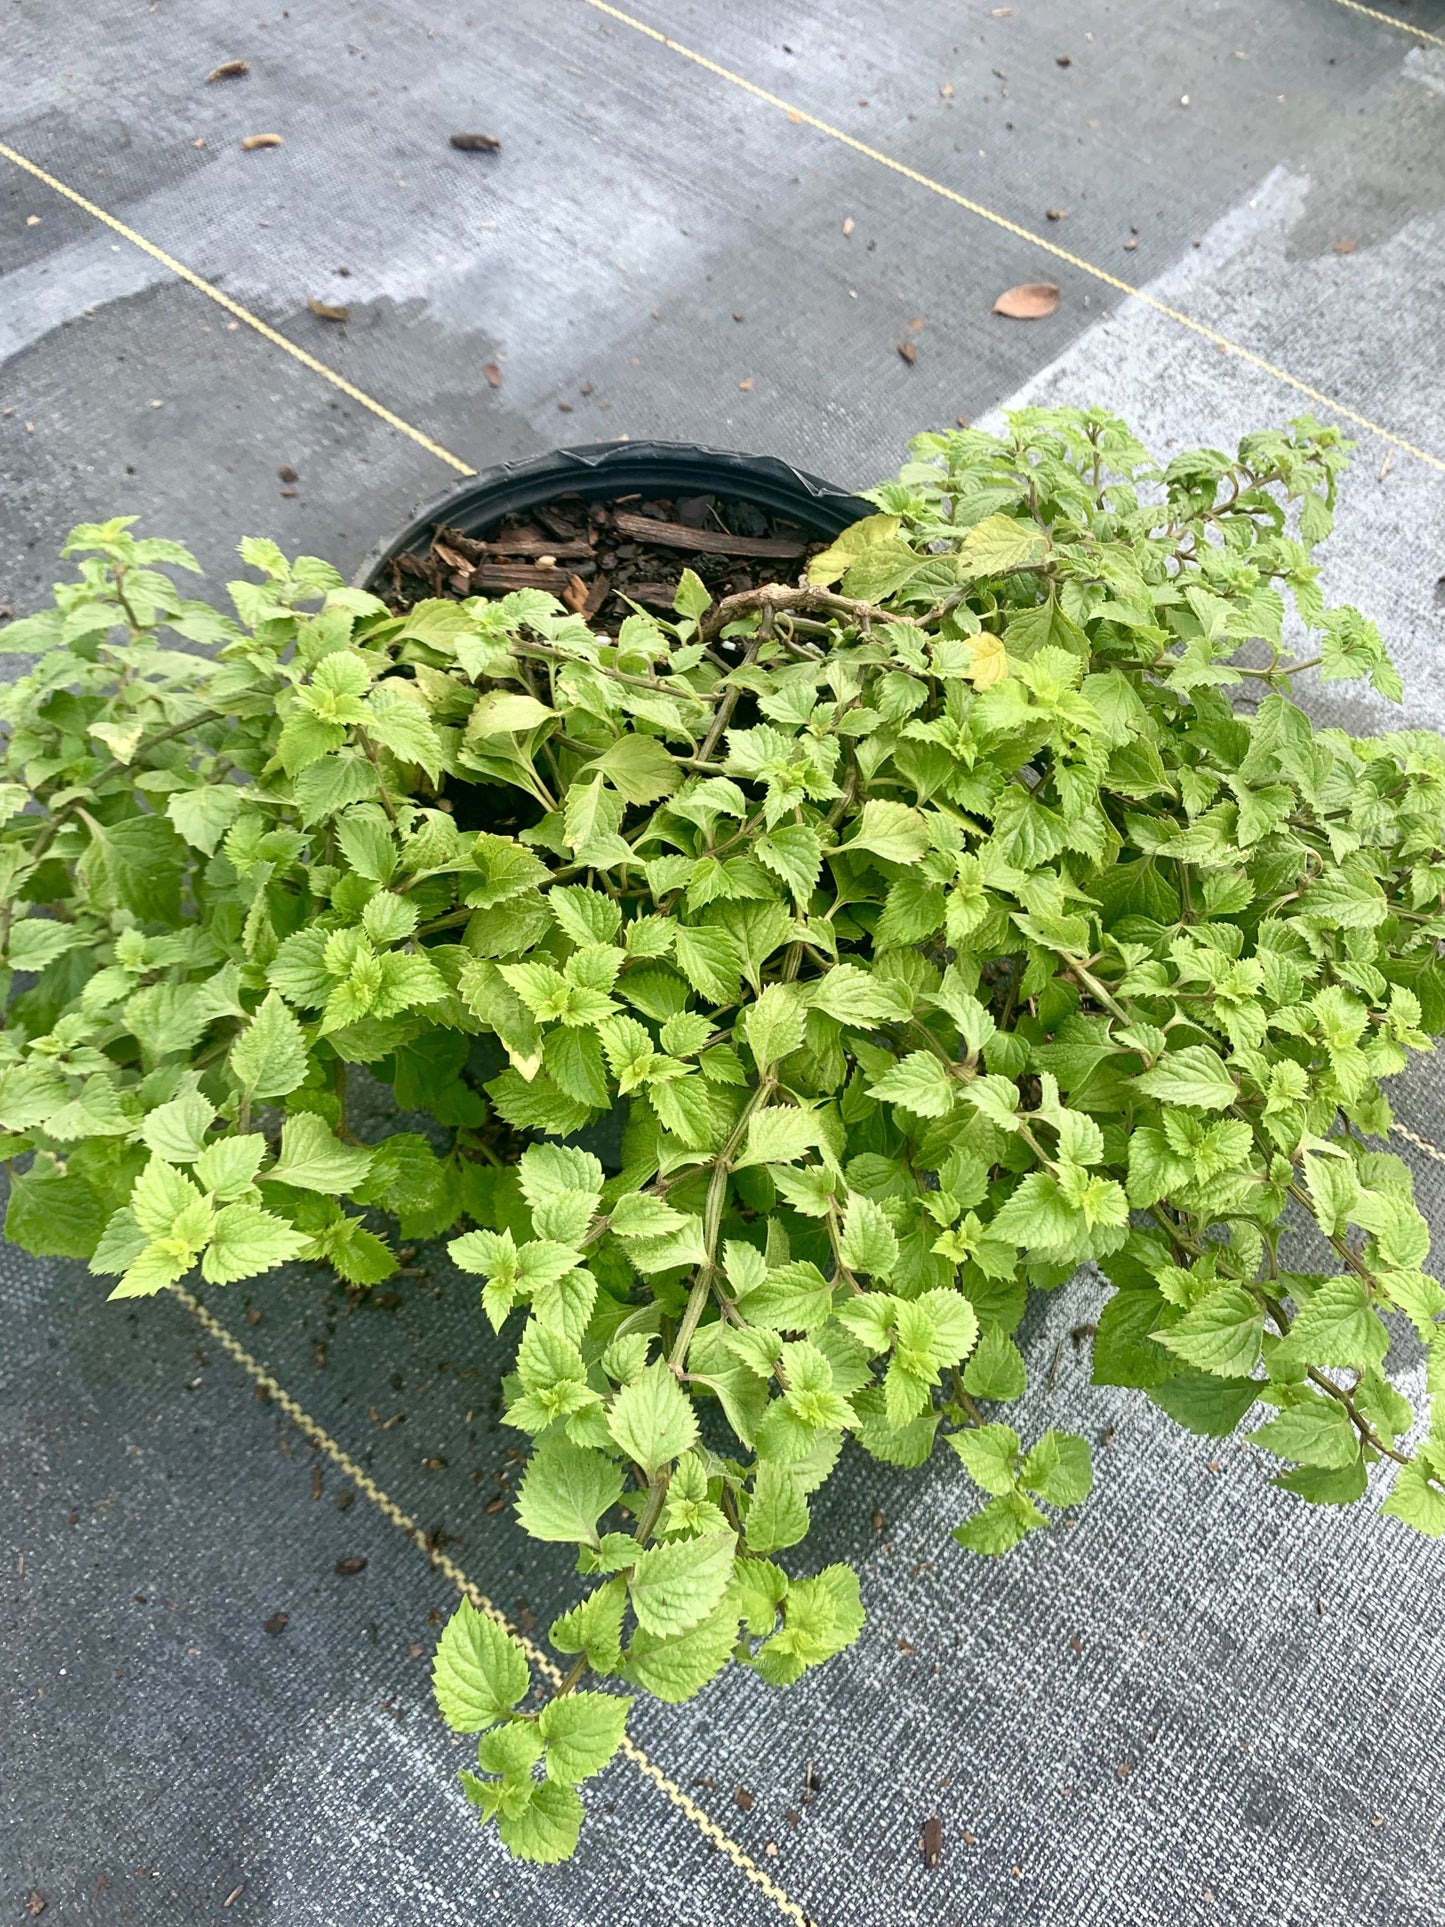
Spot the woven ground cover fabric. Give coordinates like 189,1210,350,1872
4,0,1445,1920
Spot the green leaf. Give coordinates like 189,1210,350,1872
962,1326,1027,1401
496,1780,585,1864
736,1105,822,1169
746,1459,811,1553
1280,1275,1390,1372
607,1364,699,1474
1133,1046,1238,1112
538,1690,632,1783
1252,1397,1360,1469
1148,1371,1258,1435
946,1422,1020,1495
432,1600,530,1730
847,799,931,865
623,1594,741,1702
230,992,309,1100
80,812,187,923
514,1439,624,1546
955,512,1045,578
867,1051,956,1118
139,1090,216,1165
1153,1284,1263,1378
4,1153,106,1259
629,1530,737,1637
265,1111,373,1192
807,512,902,587
1381,1454,1445,1537
1019,1429,1093,1505
953,1489,1047,1554
581,734,681,806
839,1192,899,1280
673,923,742,1006
743,983,806,1072
673,568,711,620
166,785,242,856
201,1203,308,1284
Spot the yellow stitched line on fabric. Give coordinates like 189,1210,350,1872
578,0,1445,476
169,1283,815,1927
0,141,476,479
1391,1120,1445,1166
1331,0,1445,45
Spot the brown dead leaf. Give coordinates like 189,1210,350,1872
993,282,1060,318
240,132,283,150
307,298,349,322
921,1813,944,1868
897,340,917,365
483,362,503,388
450,132,501,152
562,573,589,614
206,59,250,82
1333,239,1355,254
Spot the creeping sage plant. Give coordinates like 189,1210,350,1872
3,411,1443,1862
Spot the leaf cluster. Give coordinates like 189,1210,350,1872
3,412,1444,1863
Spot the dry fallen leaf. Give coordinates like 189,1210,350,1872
842,215,855,237
240,132,283,150
897,341,917,365
450,132,501,152
921,1813,945,1869
483,362,503,388
205,59,250,82
306,298,349,322
993,282,1060,319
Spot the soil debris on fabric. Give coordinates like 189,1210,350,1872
994,282,1060,318
920,1812,945,1867
450,132,502,151
278,464,298,483
205,59,250,82
897,340,917,365
306,299,349,323
734,1785,755,1813
1046,207,1068,220
381,490,831,629
483,362,503,389
334,1556,367,1576
264,1610,289,1636
25,1893,45,1918
239,132,283,150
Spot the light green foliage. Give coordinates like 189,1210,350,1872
4,418,1444,1865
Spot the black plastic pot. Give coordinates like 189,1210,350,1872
355,439,870,592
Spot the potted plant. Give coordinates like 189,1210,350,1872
2,409,1442,1867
